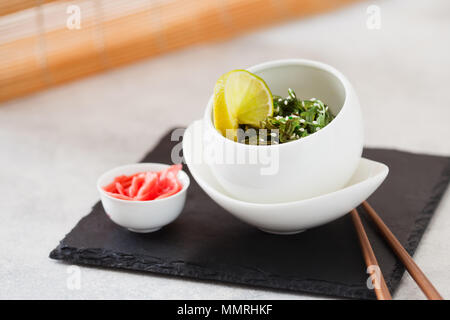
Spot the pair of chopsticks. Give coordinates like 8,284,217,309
350,201,443,300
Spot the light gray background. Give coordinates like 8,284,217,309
1,0,449,299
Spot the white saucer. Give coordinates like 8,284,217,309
183,120,389,234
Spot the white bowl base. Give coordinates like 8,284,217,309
128,227,162,233
259,228,306,235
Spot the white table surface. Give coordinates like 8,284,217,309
1,0,449,299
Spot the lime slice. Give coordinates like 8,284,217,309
213,70,273,139
224,70,273,126
213,72,239,140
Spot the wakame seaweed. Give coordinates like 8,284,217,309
237,89,334,145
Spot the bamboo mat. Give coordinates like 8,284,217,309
0,0,359,102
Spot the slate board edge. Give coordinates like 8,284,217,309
49,243,373,300
378,157,450,294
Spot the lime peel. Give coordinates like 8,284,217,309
213,70,273,140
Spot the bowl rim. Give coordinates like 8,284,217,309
97,162,190,204
204,58,354,149
192,156,388,209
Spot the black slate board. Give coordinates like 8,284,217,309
50,129,450,299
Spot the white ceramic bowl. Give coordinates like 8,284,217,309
184,120,388,234
203,59,364,203
97,163,190,233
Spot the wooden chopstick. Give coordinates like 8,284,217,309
350,208,392,300
362,201,443,300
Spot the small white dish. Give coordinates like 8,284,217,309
184,120,388,234
97,163,190,233
202,59,364,203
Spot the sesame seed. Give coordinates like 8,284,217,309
300,128,305,132
284,100,288,105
